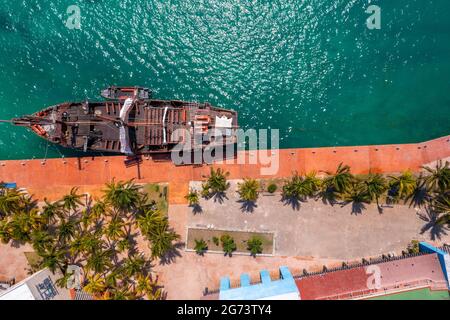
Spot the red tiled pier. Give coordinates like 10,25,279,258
0,135,449,203
295,253,447,300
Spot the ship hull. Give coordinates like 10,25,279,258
12,87,238,157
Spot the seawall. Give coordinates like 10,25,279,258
0,135,449,203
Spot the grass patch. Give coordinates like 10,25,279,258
142,183,168,215
187,228,274,255
24,251,42,273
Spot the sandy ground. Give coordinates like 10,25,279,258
0,242,33,282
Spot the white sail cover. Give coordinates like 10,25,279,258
215,115,233,136
119,98,134,155
215,115,232,128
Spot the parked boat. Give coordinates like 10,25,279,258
9,87,238,156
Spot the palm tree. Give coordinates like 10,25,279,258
341,182,371,214
104,179,141,212
0,188,23,216
108,286,136,300
146,220,180,259
41,199,63,224
304,172,322,195
90,199,107,220
364,173,387,208
203,168,230,196
0,221,11,244
80,234,104,254
247,236,263,257
220,234,236,257
237,179,260,202
117,238,132,253
185,189,200,206
86,249,113,274
282,173,313,200
8,209,44,242
40,246,66,273
122,254,146,278
136,210,165,235
433,191,450,227
388,171,417,201
104,217,126,241
56,270,75,289
84,274,106,295
136,274,162,300
194,239,208,256
30,230,54,252
62,187,84,213
58,219,78,244
323,163,354,194
422,160,450,193
104,269,121,288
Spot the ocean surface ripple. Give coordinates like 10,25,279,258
0,0,449,159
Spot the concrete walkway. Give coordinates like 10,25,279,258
0,135,449,205
186,182,450,260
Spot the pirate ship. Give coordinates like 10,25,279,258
9,87,238,156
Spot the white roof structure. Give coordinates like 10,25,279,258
0,268,71,300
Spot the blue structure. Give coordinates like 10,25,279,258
419,242,450,288
1,182,16,189
219,267,300,300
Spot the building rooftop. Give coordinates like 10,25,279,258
295,252,447,300
219,266,300,300
0,268,71,300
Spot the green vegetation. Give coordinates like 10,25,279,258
194,238,208,255
237,179,260,202
0,180,180,300
220,234,236,257
275,161,450,225
364,173,388,209
185,189,199,206
388,171,417,202
407,240,420,254
142,183,168,215
282,173,314,200
201,168,230,198
247,236,263,257
187,228,274,255
267,183,277,193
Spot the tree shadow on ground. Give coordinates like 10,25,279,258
205,192,228,204
9,240,26,248
159,242,185,266
408,186,431,209
340,201,367,215
238,200,257,213
281,196,301,211
316,189,338,206
190,204,203,215
418,207,449,241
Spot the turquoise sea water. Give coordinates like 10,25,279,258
0,0,449,160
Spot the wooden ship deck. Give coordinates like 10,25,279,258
10,87,239,156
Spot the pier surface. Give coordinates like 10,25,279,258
0,135,449,203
